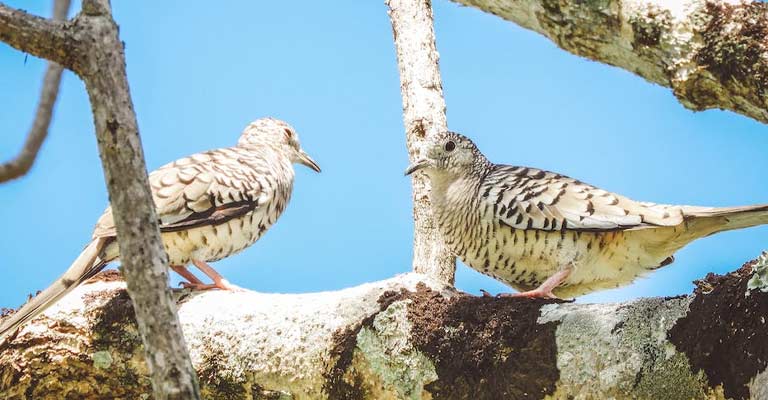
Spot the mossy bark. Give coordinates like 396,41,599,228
1,263,766,399
451,0,768,124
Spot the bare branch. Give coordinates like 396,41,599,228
0,2,80,70
451,0,768,124
0,63,62,182
0,0,71,183
387,0,456,284
76,10,202,400
0,0,201,398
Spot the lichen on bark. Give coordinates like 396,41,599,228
451,0,768,124
1,264,767,399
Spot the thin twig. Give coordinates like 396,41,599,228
0,0,71,183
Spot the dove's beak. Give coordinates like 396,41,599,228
298,150,321,173
404,158,430,176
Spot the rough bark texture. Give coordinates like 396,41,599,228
450,0,768,124
387,0,457,284
1,261,766,400
0,0,69,183
0,1,200,398
0,4,81,69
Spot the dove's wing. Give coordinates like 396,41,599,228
92,149,266,238
482,165,683,232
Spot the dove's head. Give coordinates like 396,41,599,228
405,131,489,178
238,117,321,172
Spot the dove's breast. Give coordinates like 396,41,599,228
148,149,295,266
434,179,675,297
165,191,292,266
162,211,261,264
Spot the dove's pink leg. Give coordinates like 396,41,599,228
191,259,244,291
499,266,572,299
170,265,204,286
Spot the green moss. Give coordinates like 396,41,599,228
747,252,768,293
355,300,437,400
633,352,711,400
91,351,113,369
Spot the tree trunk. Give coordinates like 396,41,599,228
1,259,766,399
0,1,200,398
450,0,768,125
387,0,457,284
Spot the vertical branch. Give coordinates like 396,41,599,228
386,0,456,284
0,0,70,183
0,0,201,397
77,1,201,399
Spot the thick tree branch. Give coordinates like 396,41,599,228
0,0,70,183
387,0,457,284
0,1,200,398
1,260,766,399
0,2,82,71
451,0,768,124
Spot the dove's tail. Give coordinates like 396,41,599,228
679,204,768,242
0,237,112,341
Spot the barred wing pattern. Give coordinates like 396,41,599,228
481,165,684,232
92,148,268,239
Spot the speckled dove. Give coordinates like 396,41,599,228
406,131,768,299
0,117,320,339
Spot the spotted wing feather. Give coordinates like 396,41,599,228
92,149,265,238
484,165,683,232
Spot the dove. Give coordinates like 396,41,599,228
0,117,320,338
406,131,768,299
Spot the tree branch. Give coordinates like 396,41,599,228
450,0,768,124
387,0,457,284
0,2,81,71
1,259,765,399
0,1,201,398
74,5,201,400
0,0,70,183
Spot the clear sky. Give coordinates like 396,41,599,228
2,1,767,308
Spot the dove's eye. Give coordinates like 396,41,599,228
444,141,456,152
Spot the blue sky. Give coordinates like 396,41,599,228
1,1,767,307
